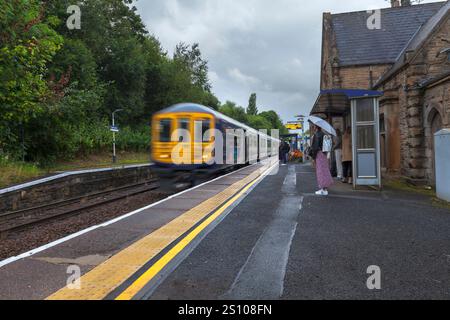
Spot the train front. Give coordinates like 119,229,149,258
151,104,217,189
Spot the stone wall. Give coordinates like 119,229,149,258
379,85,402,173
338,65,391,89
0,165,155,214
321,12,338,90
423,81,450,183
377,14,450,184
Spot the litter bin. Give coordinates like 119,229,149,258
435,129,450,202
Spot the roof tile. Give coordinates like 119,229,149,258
332,2,445,66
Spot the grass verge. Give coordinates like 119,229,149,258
0,152,151,189
384,178,450,210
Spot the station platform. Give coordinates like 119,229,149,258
1,161,450,300
0,160,278,300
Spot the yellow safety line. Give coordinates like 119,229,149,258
115,164,272,300
46,162,274,300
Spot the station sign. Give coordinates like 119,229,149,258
110,126,120,133
285,122,302,130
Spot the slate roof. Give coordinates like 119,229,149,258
375,1,450,87
332,2,445,66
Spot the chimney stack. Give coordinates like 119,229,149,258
391,0,400,7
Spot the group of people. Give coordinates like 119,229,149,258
332,127,353,184
308,124,353,196
278,122,353,197
279,140,291,166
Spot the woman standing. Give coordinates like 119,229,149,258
342,127,353,184
310,124,334,196
333,129,343,180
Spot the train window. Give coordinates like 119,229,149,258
195,120,211,142
202,120,211,142
178,119,190,142
159,119,172,142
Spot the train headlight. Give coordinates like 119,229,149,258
160,154,169,159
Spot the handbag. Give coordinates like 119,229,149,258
322,135,332,153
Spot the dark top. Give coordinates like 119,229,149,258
333,134,342,151
280,142,290,153
310,131,324,160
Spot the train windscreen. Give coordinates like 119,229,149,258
178,118,190,142
159,119,172,142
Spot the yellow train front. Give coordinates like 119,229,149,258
151,103,277,188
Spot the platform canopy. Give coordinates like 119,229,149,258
310,89,383,116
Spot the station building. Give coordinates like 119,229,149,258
313,0,450,186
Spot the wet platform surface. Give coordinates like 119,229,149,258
0,161,274,300
2,161,450,300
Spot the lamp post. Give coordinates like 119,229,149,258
111,109,123,164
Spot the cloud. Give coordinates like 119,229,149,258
135,0,441,122
228,68,260,86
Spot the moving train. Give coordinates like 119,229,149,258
151,103,279,187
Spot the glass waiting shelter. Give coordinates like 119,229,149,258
310,89,383,189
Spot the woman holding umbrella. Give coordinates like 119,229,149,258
309,117,335,196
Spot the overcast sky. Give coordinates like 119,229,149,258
135,0,440,123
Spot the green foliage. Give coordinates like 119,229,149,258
219,101,287,133
247,93,258,116
50,39,98,90
174,43,211,92
0,0,283,169
116,125,150,152
247,115,272,131
0,0,219,165
220,101,249,124
0,0,63,124
259,111,289,134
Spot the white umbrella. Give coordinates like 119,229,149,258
307,116,337,136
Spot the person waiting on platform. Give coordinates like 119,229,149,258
279,141,291,166
333,128,343,180
309,124,334,196
342,126,353,184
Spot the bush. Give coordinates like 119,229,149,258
116,125,150,153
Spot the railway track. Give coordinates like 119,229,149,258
0,164,246,237
0,179,160,234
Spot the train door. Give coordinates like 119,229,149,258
244,130,249,164
176,116,192,164
192,114,215,165
257,134,260,162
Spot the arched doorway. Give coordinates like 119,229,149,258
430,111,443,184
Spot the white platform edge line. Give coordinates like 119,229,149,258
0,163,153,195
0,163,265,268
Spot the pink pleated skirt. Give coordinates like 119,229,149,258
315,151,334,189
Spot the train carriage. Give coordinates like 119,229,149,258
151,103,279,187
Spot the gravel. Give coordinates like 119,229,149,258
0,191,168,261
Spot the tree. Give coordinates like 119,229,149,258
247,115,272,131
0,0,234,163
0,0,63,159
0,0,63,125
220,101,248,124
247,93,258,116
174,43,211,92
259,111,289,134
